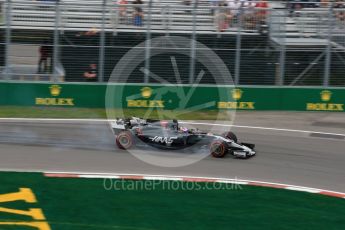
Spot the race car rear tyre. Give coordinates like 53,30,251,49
222,131,238,143
116,131,133,150
210,141,227,158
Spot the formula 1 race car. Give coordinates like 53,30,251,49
110,117,256,159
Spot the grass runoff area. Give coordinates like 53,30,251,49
0,172,344,230
0,106,232,120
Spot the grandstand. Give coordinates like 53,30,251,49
0,0,344,86
4,1,343,42
6,0,261,34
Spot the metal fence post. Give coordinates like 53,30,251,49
323,3,333,87
189,0,198,84
112,0,119,35
168,5,172,36
98,0,106,82
278,9,286,86
4,0,12,80
52,0,61,82
234,6,243,85
144,0,153,83
163,5,170,36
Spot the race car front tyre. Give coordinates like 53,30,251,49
116,131,133,150
210,141,227,158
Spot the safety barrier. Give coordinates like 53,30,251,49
0,82,344,112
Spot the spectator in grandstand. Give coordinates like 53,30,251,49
119,0,129,24
227,0,258,29
83,64,98,82
335,0,345,26
215,2,233,32
319,0,329,8
227,0,241,17
133,0,144,26
288,0,303,17
254,0,268,22
241,0,256,29
288,0,323,16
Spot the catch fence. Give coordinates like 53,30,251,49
0,0,344,86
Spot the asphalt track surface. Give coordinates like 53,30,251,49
0,112,344,193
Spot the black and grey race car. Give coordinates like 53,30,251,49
110,117,256,158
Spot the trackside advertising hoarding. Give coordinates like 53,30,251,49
0,82,344,112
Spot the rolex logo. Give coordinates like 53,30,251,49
231,89,243,100
141,87,153,99
320,90,332,102
50,85,61,97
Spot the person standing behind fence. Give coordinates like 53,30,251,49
133,0,144,26
83,64,98,82
37,43,50,74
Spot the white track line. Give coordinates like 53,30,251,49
180,121,345,137
0,117,344,137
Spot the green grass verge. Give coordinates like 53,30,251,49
0,172,344,230
0,106,107,119
0,106,232,120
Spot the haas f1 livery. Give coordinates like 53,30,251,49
111,117,256,159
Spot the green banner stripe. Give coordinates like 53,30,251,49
1,83,344,112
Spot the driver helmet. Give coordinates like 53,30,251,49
179,126,189,133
